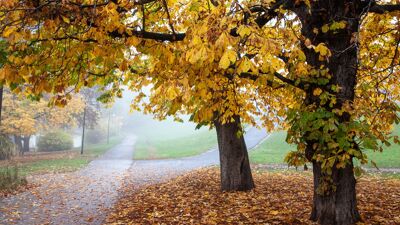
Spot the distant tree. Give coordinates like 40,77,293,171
1,90,84,153
78,88,102,129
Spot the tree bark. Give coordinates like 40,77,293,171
214,115,255,191
292,1,368,223
0,85,3,127
22,135,30,153
309,156,360,224
14,135,23,155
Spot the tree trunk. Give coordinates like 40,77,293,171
293,1,366,223
0,85,3,127
214,115,254,191
14,135,23,155
310,160,360,225
22,135,30,153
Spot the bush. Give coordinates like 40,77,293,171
0,165,27,191
85,129,106,144
37,131,73,152
0,135,15,160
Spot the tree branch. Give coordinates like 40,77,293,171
250,0,294,27
109,30,185,41
369,4,400,14
273,72,305,90
239,71,305,90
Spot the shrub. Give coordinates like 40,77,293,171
37,131,73,152
0,165,27,192
0,135,15,160
85,129,106,144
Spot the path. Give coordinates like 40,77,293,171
0,136,136,225
0,128,269,225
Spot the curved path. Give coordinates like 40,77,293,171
0,136,136,225
0,128,269,225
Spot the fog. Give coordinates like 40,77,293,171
107,91,214,143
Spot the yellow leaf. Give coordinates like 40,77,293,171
3,27,16,38
270,210,279,215
166,86,178,100
61,15,70,24
321,24,329,33
313,88,323,96
314,43,331,57
237,58,252,73
219,49,236,69
192,36,202,46
237,25,252,38
298,50,306,61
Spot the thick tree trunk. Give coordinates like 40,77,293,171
214,115,254,191
293,1,367,223
310,161,360,225
22,135,30,153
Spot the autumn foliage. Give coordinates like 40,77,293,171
1,0,400,224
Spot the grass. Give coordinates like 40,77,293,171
0,136,124,176
250,125,400,168
249,131,294,164
0,166,27,193
361,125,400,168
134,129,217,159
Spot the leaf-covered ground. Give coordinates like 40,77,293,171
107,168,400,225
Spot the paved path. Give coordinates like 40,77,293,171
0,128,269,225
0,136,136,225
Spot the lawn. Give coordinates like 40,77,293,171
0,136,124,176
130,113,218,159
249,131,294,164
134,129,217,159
250,125,400,168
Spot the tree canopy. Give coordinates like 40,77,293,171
1,0,400,224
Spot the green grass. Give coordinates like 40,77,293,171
250,126,400,168
0,136,123,176
249,131,294,164
0,166,27,192
15,158,90,176
83,136,123,157
134,129,217,159
361,125,400,168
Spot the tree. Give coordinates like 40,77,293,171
0,0,288,191
1,89,85,153
248,1,400,224
126,1,290,191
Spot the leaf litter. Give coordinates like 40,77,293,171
107,168,400,225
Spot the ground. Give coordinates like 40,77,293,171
0,127,399,224
0,136,133,225
106,168,400,225
0,128,267,225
